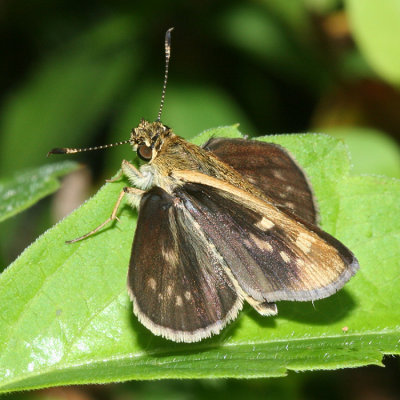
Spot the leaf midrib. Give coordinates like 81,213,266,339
2,327,398,390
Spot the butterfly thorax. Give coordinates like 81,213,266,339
131,120,274,201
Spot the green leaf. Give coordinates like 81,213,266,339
346,0,400,85
0,161,79,224
0,127,399,392
322,126,400,178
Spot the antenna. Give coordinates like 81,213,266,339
156,27,174,122
47,139,132,157
48,29,174,158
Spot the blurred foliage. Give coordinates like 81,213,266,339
0,162,79,223
1,0,400,398
346,0,400,86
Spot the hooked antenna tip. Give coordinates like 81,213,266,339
166,27,174,42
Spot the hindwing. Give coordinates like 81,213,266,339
203,138,318,224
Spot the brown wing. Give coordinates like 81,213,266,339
127,186,242,343
203,138,318,225
172,171,359,304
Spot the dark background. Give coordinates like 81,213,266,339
1,0,400,399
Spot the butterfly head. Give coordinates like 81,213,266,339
130,118,173,162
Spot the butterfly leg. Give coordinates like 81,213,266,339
106,170,124,183
106,160,142,183
66,187,144,244
122,160,143,183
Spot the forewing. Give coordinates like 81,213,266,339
127,186,242,343
203,138,318,224
172,174,359,304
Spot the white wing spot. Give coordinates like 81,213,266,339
249,232,273,252
176,295,183,307
280,251,290,263
255,216,274,230
296,258,305,267
167,285,173,296
184,291,192,300
273,170,284,179
279,192,288,199
296,232,315,254
162,247,178,266
148,278,156,290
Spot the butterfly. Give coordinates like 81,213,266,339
48,28,359,342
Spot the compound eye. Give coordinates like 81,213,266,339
137,144,152,161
